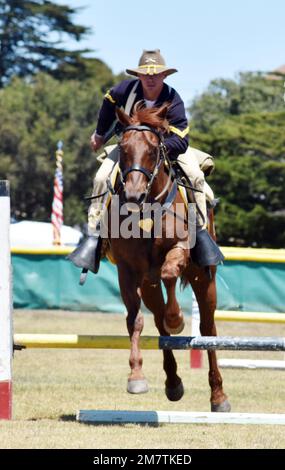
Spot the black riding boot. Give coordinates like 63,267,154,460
67,230,102,285
191,229,224,267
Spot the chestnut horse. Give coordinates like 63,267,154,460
105,104,230,411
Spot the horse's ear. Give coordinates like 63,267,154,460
116,107,131,127
155,104,169,120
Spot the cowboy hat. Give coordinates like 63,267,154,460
126,49,177,77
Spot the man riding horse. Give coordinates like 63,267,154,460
69,49,224,278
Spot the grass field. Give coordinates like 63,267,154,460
0,309,284,449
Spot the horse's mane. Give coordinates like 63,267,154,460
130,102,169,133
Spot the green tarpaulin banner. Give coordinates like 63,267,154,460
12,253,285,314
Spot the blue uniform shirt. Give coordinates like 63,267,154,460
96,79,189,160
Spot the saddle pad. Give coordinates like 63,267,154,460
105,162,120,210
105,163,119,265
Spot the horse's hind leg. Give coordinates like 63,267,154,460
141,279,184,401
117,264,148,394
190,266,231,412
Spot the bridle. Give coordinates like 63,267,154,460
117,124,167,206
86,124,175,206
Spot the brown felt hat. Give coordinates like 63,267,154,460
126,49,178,77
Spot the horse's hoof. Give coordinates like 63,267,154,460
211,399,231,412
165,381,184,401
163,317,185,335
127,379,149,394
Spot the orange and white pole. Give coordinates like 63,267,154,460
0,181,13,419
190,291,203,368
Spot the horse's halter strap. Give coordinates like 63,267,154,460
117,124,166,205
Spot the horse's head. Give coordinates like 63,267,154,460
116,103,169,206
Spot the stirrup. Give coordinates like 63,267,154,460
67,234,102,280
191,229,224,267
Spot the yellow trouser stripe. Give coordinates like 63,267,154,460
104,92,116,104
169,125,189,138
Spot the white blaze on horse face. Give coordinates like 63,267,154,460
124,171,147,205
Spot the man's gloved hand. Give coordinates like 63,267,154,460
90,132,104,152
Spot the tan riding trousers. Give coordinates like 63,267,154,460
88,145,214,234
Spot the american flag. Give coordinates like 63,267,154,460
51,141,64,245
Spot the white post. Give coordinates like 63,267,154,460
0,181,13,419
190,291,203,368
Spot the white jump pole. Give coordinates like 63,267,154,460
218,358,285,370
190,291,203,368
0,181,13,419
77,410,285,426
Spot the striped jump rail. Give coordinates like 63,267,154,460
14,334,285,351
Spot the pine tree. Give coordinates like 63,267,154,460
0,0,90,87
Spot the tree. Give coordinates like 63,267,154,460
189,72,285,247
0,0,90,87
0,73,104,225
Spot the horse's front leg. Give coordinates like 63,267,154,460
141,279,184,401
191,266,231,412
117,264,148,394
161,246,187,334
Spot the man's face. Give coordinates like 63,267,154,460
138,72,166,98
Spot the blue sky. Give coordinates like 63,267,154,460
57,0,285,106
